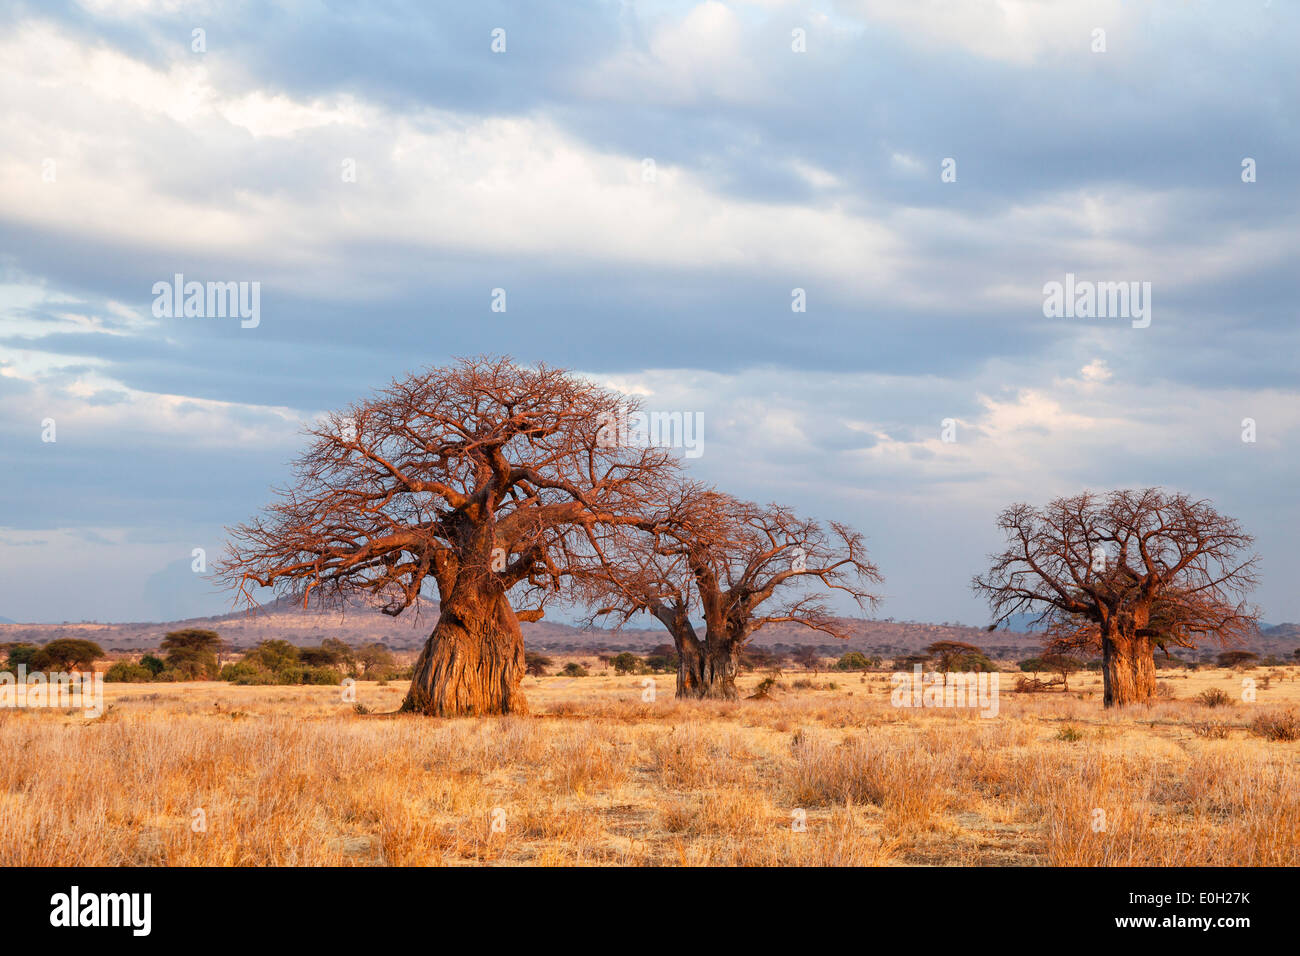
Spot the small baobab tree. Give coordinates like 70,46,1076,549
974,488,1258,707
577,486,882,699
219,357,678,716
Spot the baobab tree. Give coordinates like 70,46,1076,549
578,486,882,699
219,357,678,716
974,489,1258,707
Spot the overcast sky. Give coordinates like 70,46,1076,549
0,0,1296,628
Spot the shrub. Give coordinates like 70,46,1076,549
560,662,588,678
611,652,644,675
243,639,300,672
104,661,154,683
1216,650,1258,669
220,661,274,685
1055,725,1084,742
644,653,677,673
1196,688,1233,708
956,652,994,672
1192,721,1231,740
739,646,783,672
139,654,166,676
300,665,342,686
835,651,872,672
298,646,340,667
1249,709,1300,742
524,651,552,677
4,644,38,670
356,643,394,678
1016,675,1052,693
222,663,343,686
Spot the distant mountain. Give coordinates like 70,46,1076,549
0,596,1041,656
1,600,1294,659
0,616,13,625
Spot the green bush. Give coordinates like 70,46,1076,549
243,639,300,672
560,662,588,678
4,644,38,670
835,651,872,672
220,661,275,685
1216,650,1258,669
951,651,995,672
220,660,341,685
356,643,395,678
139,654,166,676
300,665,342,686
104,661,154,683
644,653,677,673
612,652,644,675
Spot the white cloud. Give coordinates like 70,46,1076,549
1079,358,1111,383
843,0,1130,66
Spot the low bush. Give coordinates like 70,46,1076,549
1249,709,1300,742
104,661,154,683
1196,688,1233,708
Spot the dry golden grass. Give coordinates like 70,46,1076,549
1,663,1297,866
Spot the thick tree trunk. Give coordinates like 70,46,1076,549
401,583,526,717
1101,627,1156,707
670,637,738,699
675,634,705,698
653,607,738,700
696,637,739,700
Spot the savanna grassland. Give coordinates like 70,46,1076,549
2,662,1298,867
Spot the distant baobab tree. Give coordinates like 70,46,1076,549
218,356,679,716
974,488,1258,707
577,484,881,699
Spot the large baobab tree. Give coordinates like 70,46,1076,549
974,489,1258,707
218,357,678,716
578,485,882,699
